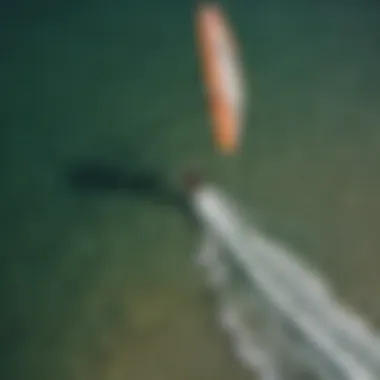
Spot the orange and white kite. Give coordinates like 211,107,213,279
195,2,246,154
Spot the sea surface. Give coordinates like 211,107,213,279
1,1,380,379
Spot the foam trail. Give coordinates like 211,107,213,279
191,184,380,380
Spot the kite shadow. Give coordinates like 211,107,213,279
67,161,195,224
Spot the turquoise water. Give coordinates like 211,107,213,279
1,1,380,379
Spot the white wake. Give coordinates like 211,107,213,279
191,184,380,380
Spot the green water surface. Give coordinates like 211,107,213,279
1,1,380,379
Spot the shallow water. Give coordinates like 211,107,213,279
1,1,380,379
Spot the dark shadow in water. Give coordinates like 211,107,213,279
68,161,198,227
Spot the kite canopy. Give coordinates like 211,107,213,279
196,2,245,154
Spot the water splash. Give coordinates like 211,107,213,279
192,184,380,380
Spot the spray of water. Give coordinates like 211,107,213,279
192,184,380,380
